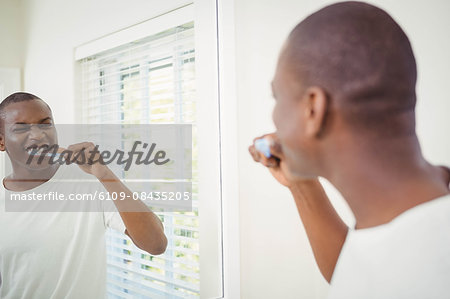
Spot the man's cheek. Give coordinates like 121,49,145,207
272,104,289,131
5,137,19,149
272,105,281,129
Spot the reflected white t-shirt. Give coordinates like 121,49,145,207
0,164,125,299
328,194,450,299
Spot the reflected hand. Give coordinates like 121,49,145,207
64,142,109,179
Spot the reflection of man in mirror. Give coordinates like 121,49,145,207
0,92,167,298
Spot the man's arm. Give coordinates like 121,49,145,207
67,142,168,255
98,168,168,255
249,134,348,282
288,179,348,282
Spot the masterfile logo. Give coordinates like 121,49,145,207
4,124,192,212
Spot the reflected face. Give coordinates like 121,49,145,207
271,48,317,178
0,99,58,171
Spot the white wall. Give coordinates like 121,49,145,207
234,0,450,298
21,0,190,124
4,0,450,298
235,2,333,298
0,0,23,69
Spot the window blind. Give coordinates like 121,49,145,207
79,22,199,298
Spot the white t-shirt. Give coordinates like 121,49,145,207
328,194,450,299
0,164,125,299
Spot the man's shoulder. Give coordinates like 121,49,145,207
329,194,450,299
354,193,450,239
339,193,450,267
395,193,450,230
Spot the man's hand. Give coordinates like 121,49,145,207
63,142,109,179
248,133,294,187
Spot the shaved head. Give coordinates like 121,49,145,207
282,1,417,136
0,92,52,133
0,92,51,118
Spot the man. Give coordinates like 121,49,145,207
249,2,450,298
0,92,167,298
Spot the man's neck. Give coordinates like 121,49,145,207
4,164,60,191
325,136,450,229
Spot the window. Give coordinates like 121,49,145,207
79,18,202,299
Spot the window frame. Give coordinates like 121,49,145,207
74,1,241,298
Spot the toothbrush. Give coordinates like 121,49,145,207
30,151,63,158
254,138,272,158
31,152,62,158
43,152,62,158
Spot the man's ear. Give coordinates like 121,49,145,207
302,86,328,137
0,134,5,151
